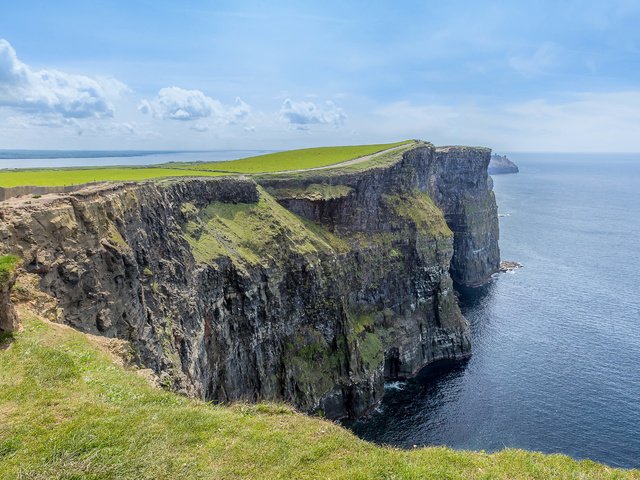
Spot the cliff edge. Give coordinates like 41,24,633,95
0,141,499,418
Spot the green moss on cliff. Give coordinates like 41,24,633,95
106,223,128,249
183,188,349,266
1,310,634,479
286,327,343,398
383,190,453,238
0,255,19,285
358,332,384,371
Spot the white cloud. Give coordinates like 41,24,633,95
370,91,640,152
280,98,346,126
139,87,251,125
228,97,251,123
0,39,127,119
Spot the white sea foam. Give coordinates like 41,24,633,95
384,381,406,391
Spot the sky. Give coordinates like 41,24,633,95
0,0,639,152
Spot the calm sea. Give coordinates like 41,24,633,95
346,153,640,469
0,150,273,169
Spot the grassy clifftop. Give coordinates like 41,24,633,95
0,141,413,188
1,309,636,479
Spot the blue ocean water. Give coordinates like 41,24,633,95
0,150,273,169
347,153,640,469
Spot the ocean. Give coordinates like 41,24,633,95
346,153,640,469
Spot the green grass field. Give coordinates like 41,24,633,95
1,309,636,479
0,167,226,188
176,140,413,173
0,141,413,188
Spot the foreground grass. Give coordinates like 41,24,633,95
0,312,636,479
0,141,412,188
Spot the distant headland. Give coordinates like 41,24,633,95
489,154,519,174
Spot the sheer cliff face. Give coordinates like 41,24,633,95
0,143,498,419
430,147,500,286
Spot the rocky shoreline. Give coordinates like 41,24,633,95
499,260,523,272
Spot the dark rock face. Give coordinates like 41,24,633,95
0,143,499,418
489,154,519,174
0,269,18,332
431,147,500,286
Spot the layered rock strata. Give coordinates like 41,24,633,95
0,142,499,418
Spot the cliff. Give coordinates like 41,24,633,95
489,154,519,174
0,142,499,418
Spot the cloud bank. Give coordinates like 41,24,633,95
280,99,346,126
139,87,251,124
0,39,127,119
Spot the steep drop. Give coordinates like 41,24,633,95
0,142,499,418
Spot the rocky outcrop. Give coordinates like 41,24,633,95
0,142,499,418
0,255,19,332
489,154,519,174
431,147,500,286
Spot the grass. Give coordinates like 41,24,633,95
175,141,413,173
183,187,349,266
0,254,19,284
1,310,637,479
0,141,413,188
256,141,424,182
383,190,454,238
0,167,225,188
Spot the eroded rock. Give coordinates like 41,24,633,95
0,142,500,418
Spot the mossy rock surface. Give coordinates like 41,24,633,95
0,255,19,285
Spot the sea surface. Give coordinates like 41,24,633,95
0,150,273,169
346,153,640,469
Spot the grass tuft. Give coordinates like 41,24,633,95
0,254,20,285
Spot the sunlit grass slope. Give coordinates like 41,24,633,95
1,311,636,479
0,167,225,188
177,140,414,173
0,141,413,188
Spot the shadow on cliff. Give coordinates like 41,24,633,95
0,331,15,351
454,281,495,312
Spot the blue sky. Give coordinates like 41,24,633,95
1,0,639,151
